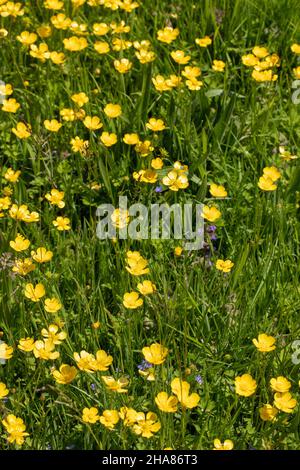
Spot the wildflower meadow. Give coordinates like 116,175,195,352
0,0,300,452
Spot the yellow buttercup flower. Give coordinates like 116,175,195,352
252,69,277,82
93,22,110,35
44,0,64,9
112,38,132,51
123,133,139,145
279,146,298,161
111,208,129,229
259,404,278,421
270,376,291,393
30,43,51,61
71,92,89,107
31,247,53,263
137,280,156,295
60,108,75,121
16,31,37,45
52,364,78,384
63,36,88,51
252,333,276,352
33,339,60,360
274,392,297,413
235,373,257,397
213,439,234,450
119,407,138,426
100,132,117,146
10,233,30,251
51,13,72,30
0,28,8,38
126,251,149,275
120,0,139,12
258,175,277,191
146,118,166,132
182,66,201,80
93,349,113,371
0,82,13,96
12,122,31,139
123,291,143,309
99,410,120,429
0,196,11,212
171,50,190,65
0,1,25,17
53,216,71,231
83,116,103,130
44,119,62,132
215,259,234,273
9,204,39,222
242,54,259,67
171,378,200,408
133,412,161,438
0,342,13,360
12,258,35,276
114,58,132,74
110,20,130,34
41,324,67,345
44,298,62,313
104,103,122,118
134,169,158,183
157,26,179,44
0,382,9,399
155,392,178,412
135,140,154,156
209,183,227,198
24,283,46,302
263,166,281,182
135,48,156,64
74,351,96,373
252,46,269,58
2,415,29,446
151,158,163,169
50,51,66,64
102,376,129,393
162,170,189,191
202,205,221,222
82,407,100,423
174,246,183,256
94,41,110,54
70,136,89,153
291,43,300,54
152,75,172,92
185,78,203,90
37,24,52,38
18,337,35,352
45,188,65,207
166,74,182,88
4,168,21,183
195,36,212,47
142,343,168,365
212,60,225,72
2,98,20,113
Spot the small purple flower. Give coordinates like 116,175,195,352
138,360,152,371
155,186,163,193
90,383,96,391
207,225,217,233
195,375,203,385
